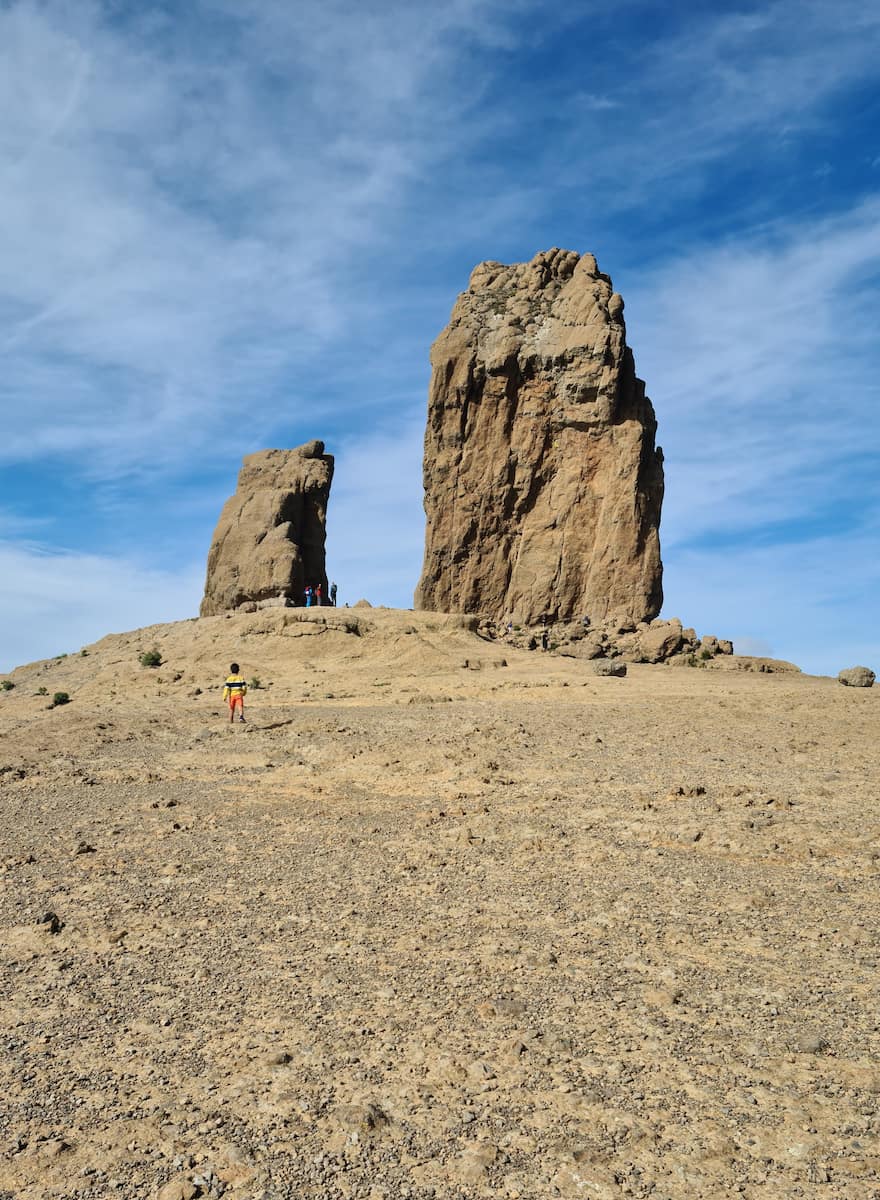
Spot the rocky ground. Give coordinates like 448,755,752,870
0,608,878,1200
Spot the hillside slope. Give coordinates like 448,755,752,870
1,608,878,1199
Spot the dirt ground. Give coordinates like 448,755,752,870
1,607,878,1200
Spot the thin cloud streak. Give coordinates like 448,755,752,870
0,0,526,475
0,542,203,672
559,0,880,199
664,523,880,677
625,198,880,548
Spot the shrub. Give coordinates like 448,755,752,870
249,677,262,690
139,650,163,668
37,686,48,696
699,648,713,661
80,649,88,657
686,653,698,668
51,692,70,707
1,680,14,691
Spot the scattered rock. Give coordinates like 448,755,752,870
458,1140,498,1181
332,1102,390,1136
794,1033,830,1054
156,1178,199,1200
40,1138,71,1157
640,618,684,663
576,636,605,660
590,660,627,677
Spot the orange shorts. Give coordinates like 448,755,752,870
228,693,244,712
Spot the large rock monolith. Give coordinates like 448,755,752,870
414,249,664,625
200,440,333,615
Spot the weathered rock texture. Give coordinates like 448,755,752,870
200,440,333,616
838,666,875,688
415,248,664,625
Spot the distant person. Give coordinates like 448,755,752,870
541,628,549,651
223,663,247,724
330,581,337,606
305,585,313,608
315,583,323,606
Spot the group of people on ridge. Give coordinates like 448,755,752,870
304,581,337,607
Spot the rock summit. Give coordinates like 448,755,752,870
200,440,333,615
415,248,664,625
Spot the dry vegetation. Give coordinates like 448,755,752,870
1,608,878,1200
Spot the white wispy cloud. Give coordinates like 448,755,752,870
0,541,203,672
0,0,525,476
624,197,880,548
0,509,54,538
541,0,880,216
612,192,880,673
4,0,875,483
663,519,880,676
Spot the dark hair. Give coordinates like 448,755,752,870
230,662,239,673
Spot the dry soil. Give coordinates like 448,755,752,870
1,607,878,1200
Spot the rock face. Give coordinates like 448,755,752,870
415,248,664,625
200,440,333,616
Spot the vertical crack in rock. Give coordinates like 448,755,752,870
200,439,333,615
415,249,664,625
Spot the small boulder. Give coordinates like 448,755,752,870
838,666,875,688
156,1178,199,1200
578,637,605,660
332,1102,390,1136
591,660,627,677
639,619,684,663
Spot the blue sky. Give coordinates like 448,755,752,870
2,0,879,676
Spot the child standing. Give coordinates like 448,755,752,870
223,663,247,723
